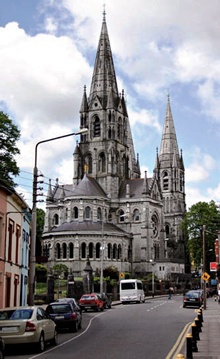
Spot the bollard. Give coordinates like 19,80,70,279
194,318,201,338
195,317,202,333
197,310,203,328
199,306,203,322
175,354,186,359
191,324,198,352
186,333,193,359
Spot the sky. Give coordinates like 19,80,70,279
1,0,220,211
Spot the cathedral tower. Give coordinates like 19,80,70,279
73,11,140,198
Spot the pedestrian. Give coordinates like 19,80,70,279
168,287,172,300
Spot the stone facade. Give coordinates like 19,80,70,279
42,12,186,280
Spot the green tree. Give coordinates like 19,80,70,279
182,201,220,271
36,208,45,258
0,111,20,187
52,264,69,278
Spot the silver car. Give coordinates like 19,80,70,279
0,306,58,352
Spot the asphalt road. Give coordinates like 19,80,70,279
5,296,198,359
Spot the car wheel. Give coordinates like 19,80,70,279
51,329,58,346
37,333,45,353
78,320,82,330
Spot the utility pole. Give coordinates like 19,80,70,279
203,224,206,310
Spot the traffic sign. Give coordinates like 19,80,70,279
201,272,210,281
210,262,217,271
119,272,125,279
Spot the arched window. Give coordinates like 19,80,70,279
97,207,102,221
89,243,94,258
62,243,67,259
119,210,125,222
118,244,122,260
85,154,92,174
85,206,91,220
96,243,101,259
165,224,170,236
113,244,117,259
81,242,86,259
180,173,183,192
69,243,74,258
117,117,122,140
73,207,78,219
65,208,68,220
93,116,100,137
108,243,112,259
133,209,140,221
152,214,159,238
54,214,59,225
163,171,169,190
56,243,61,259
99,152,106,172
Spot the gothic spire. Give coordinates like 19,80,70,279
159,95,179,161
89,11,119,107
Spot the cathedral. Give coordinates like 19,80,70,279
42,12,186,281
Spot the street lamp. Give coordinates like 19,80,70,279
28,128,88,305
150,259,156,298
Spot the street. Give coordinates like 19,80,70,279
5,296,198,359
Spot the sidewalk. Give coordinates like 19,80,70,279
192,296,220,359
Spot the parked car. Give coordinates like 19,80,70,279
79,293,105,312
0,337,5,359
55,297,82,312
46,299,82,332
183,290,203,308
0,306,58,353
94,293,112,309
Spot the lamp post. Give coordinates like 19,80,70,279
202,224,207,310
150,259,156,298
100,219,104,293
28,128,88,305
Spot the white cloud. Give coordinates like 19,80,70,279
185,148,216,183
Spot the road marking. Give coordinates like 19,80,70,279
165,321,192,359
27,312,105,359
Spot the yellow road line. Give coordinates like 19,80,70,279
165,321,192,359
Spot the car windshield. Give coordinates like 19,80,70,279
48,304,72,314
0,309,33,320
82,295,95,300
186,292,199,298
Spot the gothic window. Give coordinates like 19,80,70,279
117,117,122,140
53,214,59,225
62,243,67,259
108,112,111,123
133,209,140,221
119,210,125,222
107,243,112,259
99,152,106,172
151,214,159,238
113,244,117,259
97,207,102,221
89,243,94,258
56,243,61,259
108,127,112,139
180,173,183,192
85,153,92,174
93,116,100,137
118,244,122,260
65,208,68,220
96,243,101,258
81,242,86,258
165,224,170,237
85,206,91,220
73,207,78,219
163,171,169,190
69,243,74,258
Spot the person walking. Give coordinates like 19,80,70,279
168,287,172,300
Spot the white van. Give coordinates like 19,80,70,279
120,279,145,304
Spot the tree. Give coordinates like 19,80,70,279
182,201,220,271
0,111,20,187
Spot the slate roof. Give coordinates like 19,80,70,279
50,220,126,235
119,178,152,198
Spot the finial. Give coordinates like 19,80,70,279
103,3,106,22
84,85,86,93
167,89,170,102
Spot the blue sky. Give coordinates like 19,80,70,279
1,0,220,210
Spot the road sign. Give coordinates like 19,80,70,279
119,272,125,279
210,262,217,271
201,272,210,281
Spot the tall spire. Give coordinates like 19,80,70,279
159,95,179,160
89,11,119,107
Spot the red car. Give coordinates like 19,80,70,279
79,293,105,312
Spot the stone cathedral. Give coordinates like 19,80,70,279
42,12,186,280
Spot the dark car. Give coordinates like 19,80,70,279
94,293,112,309
46,299,82,332
183,290,203,308
0,337,5,359
79,294,105,312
